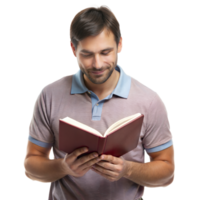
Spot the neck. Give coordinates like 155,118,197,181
83,69,120,99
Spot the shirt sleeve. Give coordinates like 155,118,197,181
143,92,173,152
29,88,54,148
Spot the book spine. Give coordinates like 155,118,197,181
97,137,106,155
102,137,107,155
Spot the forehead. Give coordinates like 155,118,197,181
77,29,116,53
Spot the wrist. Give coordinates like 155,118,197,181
123,160,132,179
59,158,69,176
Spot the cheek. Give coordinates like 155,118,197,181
78,57,92,67
108,51,117,61
79,62,93,73
104,54,116,65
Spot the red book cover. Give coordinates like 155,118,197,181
59,114,144,157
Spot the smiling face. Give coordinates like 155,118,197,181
71,28,122,85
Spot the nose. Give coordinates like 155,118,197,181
92,54,102,70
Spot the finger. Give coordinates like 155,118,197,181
91,167,117,182
67,147,89,162
100,154,122,164
95,161,115,171
92,164,118,177
77,154,101,170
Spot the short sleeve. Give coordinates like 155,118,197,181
29,89,54,147
143,93,172,151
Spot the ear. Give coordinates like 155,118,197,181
70,42,77,57
117,37,122,53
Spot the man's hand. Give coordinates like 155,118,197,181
91,154,129,182
61,147,102,178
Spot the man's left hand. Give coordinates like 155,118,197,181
91,154,129,182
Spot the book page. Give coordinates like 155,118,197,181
61,117,103,137
104,113,142,136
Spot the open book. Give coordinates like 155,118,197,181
59,113,144,157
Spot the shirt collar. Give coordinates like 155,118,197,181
71,65,131,98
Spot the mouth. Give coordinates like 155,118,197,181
91,70,105,75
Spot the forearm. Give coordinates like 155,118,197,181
24,156,67,183
124,160,174,187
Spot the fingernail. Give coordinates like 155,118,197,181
93,153,98,158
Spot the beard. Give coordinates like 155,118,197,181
80,65,114,84
80,58,118,85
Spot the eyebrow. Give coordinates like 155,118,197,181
80,47,114,54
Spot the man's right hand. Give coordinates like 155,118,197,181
61,147,101,177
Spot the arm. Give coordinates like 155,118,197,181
24,141,101,183
92,145,174,187
124,145,175,187
25,157,65,182
24,141,65,182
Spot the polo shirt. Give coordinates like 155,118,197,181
29,65,173,200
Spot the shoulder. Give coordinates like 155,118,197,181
41,75,73,98
129,77,160,106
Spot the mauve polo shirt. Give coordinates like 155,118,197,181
29,65,173,200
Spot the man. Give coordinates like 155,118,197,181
24,6,174,200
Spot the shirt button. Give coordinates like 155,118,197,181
88,91,91,94
96,103,99,106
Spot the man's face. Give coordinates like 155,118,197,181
71,28,122,84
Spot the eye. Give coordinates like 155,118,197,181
82,54,92,57
101,51,110,55
82,51,110,57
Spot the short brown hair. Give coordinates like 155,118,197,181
70,6,121,50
